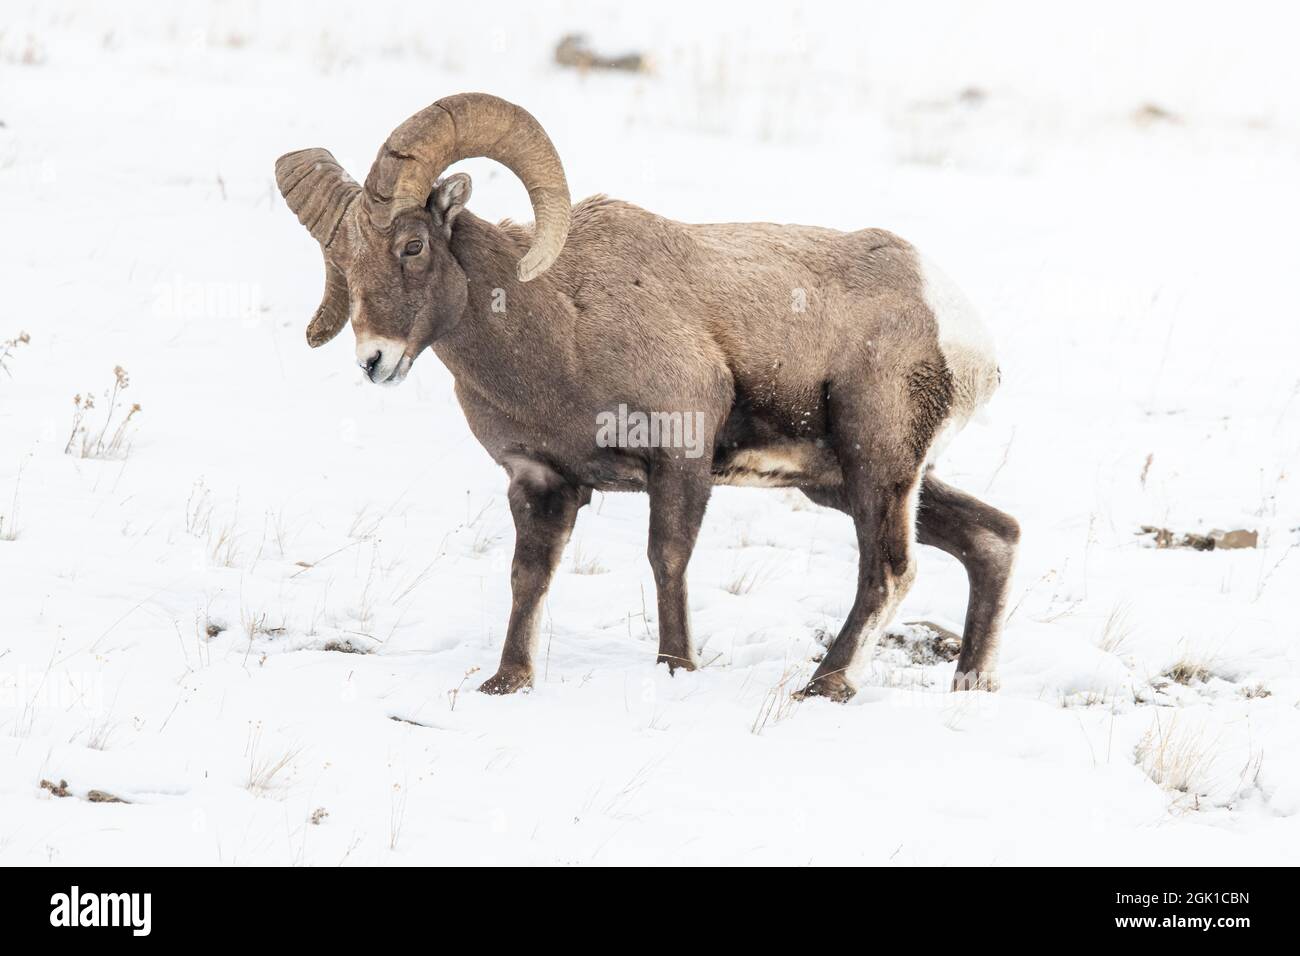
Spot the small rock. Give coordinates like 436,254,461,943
322,639,368,654
1134,102,1180,126
1210,528,1258,550
86,790,128,804
1139,526,1257,551
554,34,651,74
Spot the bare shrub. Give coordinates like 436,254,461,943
0,331,29,377
447,666,481,711
65,366,142,459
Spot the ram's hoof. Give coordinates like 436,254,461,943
657,653,699,675
478,668,534,695
794,672,856,703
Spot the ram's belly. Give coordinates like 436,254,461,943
712,440,842,488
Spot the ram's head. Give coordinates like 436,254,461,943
275,93,570,384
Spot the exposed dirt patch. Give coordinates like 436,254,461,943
86,789,129,804
1139,526,1257,551
322,639,370,654
883,621,963,664
39,778,70,798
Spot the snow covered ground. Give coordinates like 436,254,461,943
2,0,1298,865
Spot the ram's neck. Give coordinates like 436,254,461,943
431,211,577,407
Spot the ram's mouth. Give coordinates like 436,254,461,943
378,353,414,387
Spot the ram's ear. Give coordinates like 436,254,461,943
427,173,472,238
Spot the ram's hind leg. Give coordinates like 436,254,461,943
797,446,923,702
916,473,1019,691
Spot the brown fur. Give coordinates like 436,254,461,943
906,361,956,463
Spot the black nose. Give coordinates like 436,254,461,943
361,350,382,379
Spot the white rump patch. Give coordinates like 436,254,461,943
917,253,1001,431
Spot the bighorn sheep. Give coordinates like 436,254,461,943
275,93,1019,700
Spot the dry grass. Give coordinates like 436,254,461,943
185,481,211,534
1059,688,1119,710
185,482,246,568
1097,601,1134,655
0,330,29,377
570,541,608,575
1134,714,1219,806
241,609,285,643
0,461,23,542
1239,682,1271,700
724,559,773,596
247,748,298,795
389,781,408,851
64,366,142,460
347,505,382,541
1254,541,1297,602
751,662,807,734
1163,657,1219,686
244,724,301,797
258,508,293,561
207,517,241,567
447,666,481,711
74,715,117,751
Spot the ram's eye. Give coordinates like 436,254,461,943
402,239,424,257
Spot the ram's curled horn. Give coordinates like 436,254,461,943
274,148,360,347
364,93,571,282
276,148,360,248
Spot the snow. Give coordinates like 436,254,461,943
2,0,1299,864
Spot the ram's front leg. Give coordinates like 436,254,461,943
646,460,712,672
479,468,585,695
